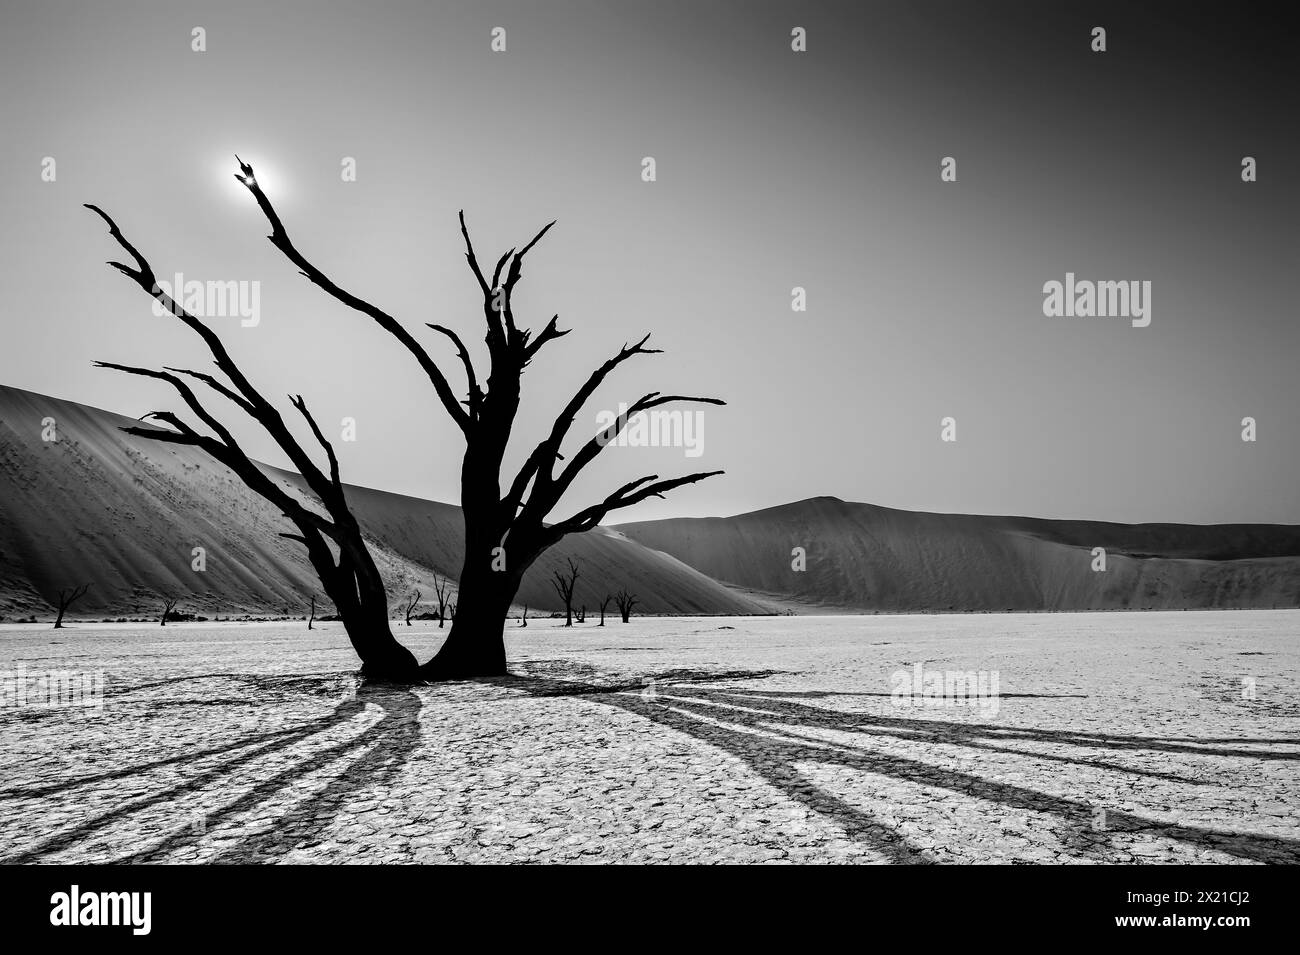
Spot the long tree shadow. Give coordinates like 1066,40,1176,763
9,668,1295,864
1,679,422,865
1,725,320,800
1,673,365,802
499,670,1300,864
124,685,423,864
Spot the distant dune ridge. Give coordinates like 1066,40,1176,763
615,497,1300,612
1,384,1297,619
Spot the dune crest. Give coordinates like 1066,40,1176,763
615,496,1300,612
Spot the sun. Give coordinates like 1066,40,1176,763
215,154,288,205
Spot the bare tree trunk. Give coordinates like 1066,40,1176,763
307,538,419,681
402,589,422,626
419,552,518,679
433,577,451,628
551,557,580,627
615,589,638,623
53,584,91,629
308,595,315,630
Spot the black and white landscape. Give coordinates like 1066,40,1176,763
0,0,1296,871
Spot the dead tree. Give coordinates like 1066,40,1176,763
520,605,528,627
308,595,316,630
86,202,419,681
598,594,611,626
614,589,638,623
160,596,179,627
551,558,580,627
432,577,452,628
234,158,721,679
401,590,422,626
53,584,92,629
576,606,586,623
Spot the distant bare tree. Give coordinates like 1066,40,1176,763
598,594,611,627
236,158,723,678
432,577,452,628
160,596,178,627
520,605,528,627
400,590,422,626
551,558,580,627
53,584,91,629
308,595,316,630
614,589,639,623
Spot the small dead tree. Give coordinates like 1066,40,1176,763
520,605,528,627
432,577,452,628
448,602,456,620
401,590,422,626
308,595,316,630
614,589,638,623
160,596,179,627
598,594,611,626
551,558,580,627
235,158,724,679
53,584,92,629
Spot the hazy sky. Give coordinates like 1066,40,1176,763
1,0,1295,524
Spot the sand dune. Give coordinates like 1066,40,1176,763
0,385,770,619
4,385,1297,620
615,496,1300,612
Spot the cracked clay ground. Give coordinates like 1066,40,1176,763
1,611,1297,864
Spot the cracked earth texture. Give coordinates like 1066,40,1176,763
1,611,1296,864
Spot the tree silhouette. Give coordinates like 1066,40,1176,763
235,157,724,678
400,590,422,626
52,584,91,629
87,160,723,681
308,594,316,631
432,577,452,629
551,558,580,627
598,594,612,626
86,204,419,681
614,589,639,623
159,596,179,627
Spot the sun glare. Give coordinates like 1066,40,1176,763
216,155,286,205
